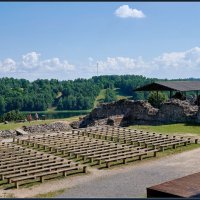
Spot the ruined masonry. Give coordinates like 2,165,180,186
79,99,200,127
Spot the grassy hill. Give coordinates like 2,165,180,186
93,88,132,108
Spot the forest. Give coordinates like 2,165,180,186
0,75,198,115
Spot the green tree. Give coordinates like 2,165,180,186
104,88,117,103
0,97,6,114
148,92,168,108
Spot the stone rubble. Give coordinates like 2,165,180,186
79,99,200,127
0,121,72,139
0,130,16,139
22,122,72,134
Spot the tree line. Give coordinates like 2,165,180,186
0,76,198,115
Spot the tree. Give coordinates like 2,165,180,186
0,97,6,114
148,92,168,108
0,110,25,122
104,88,117,103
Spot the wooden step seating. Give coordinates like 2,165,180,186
76,126,195,151
0,142,87,189
17,133,158,168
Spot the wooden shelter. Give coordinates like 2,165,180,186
134,81,200,100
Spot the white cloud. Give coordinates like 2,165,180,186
153,47,200,69
40,58,74,72
1,47,200,80
22,52,40,68
115,5,145,19
86,56,149,76
149,47,200,78
87,47,200,79
0,58,16,72
0,52,75,80
21,52,74,73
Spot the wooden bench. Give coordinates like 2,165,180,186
11,164,86,189
103,151,151,168
6,162,76,183
0,160,69,180
0,158,61,174
0,156,53,169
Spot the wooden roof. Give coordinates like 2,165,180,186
147,172,200,198
134,81,200,92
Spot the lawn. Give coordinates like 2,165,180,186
0,116,80,131
129,123,200,135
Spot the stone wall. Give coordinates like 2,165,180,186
79,99,200,127
157,99,198,123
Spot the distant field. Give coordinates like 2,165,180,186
0,116,80,130
93,89,107,108
93,88,131,108
129,123,200,135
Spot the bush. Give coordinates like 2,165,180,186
148,92,168,108
0,110,25,122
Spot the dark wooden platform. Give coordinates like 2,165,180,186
147,172,200,198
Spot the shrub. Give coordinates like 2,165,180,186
0,110,25,122
148,92,168,108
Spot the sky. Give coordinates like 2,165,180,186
1,2,200,81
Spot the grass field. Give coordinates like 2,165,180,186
129,123,200,135
0,116,80,130
34,189,66,198
23,109,91,114
93,89,107,108
93,88,130,108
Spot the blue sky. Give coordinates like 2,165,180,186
1,2,200,80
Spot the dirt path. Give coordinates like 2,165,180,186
1,147,200,198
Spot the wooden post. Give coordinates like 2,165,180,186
139,155,143,160
123,158,127,164
106,162,110,168
63,171,67,177
170,90,172,99
161,146,165,152
83,166,87,173
15,182,19,189
156,91,158,107
98,160,102,165
40,176,44,183
90,157,94,163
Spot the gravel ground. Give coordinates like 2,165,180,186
57,148,200,198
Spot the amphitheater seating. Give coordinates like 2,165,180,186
0,143,86,188
17,131,158,168
76,126,194,150
1,125,197,189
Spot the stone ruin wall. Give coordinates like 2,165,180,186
79,99,200,127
